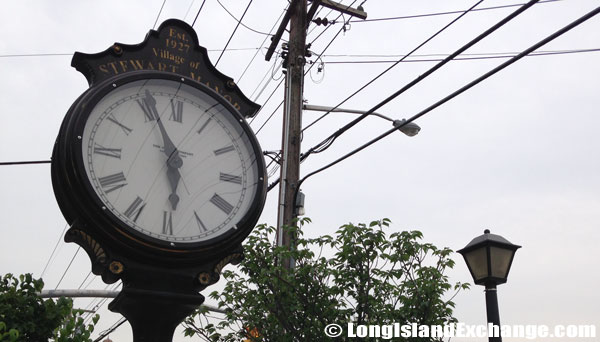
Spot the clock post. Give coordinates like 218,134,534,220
52,19,266,341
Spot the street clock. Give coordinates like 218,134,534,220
51,19,266,340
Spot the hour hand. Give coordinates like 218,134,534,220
167,167,181,210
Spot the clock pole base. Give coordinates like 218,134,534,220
108,287,205,342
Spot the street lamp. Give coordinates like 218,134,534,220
302,104,421,137
457,229,521,342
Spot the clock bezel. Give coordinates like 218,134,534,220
54,71,267,256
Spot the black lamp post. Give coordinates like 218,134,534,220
457,229,521,342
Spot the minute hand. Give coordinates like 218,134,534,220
144,90,182,168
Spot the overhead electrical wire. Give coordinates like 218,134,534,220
308,0,359,45
77,271,93,290
191,0,207,27
237,6,288,84
321,48,600,59
255,101,284,134
0,160,50,165
300,0,486,140
0,48,260,59
295,0,562,134
93,318,128,342
216,0,254,67
248,70,285,127
215,0,273,36
253,0,359,134
267,0,540,191
350,0,562,23
183,0,196,21
249,62,283,102
82,282,122,326
54,247,81,290
153,0,168,29
0,53,71,58
40,224,69,278
80,271,97,291
321,48,600,64
296,5,600,194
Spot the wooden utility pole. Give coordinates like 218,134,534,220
273,1,366,269
276,0,306,269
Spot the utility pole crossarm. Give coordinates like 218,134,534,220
314,0,367,19
265,0,299,61
306,0,323,24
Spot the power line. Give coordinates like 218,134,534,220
183,0,196,21
301,0,486,135
308,0,358,45
349,0,562,23
253,0,360,134
0,160,51,166
54,247,81,290
215,0,272,36
78,271,93,290
297,4,600,197
321,48,599,59
191,0,207,27
93,318,128,342
0,53,71,58
322,48,600,64
291,0,542,192
0,49,261,59
249,60,282,102
40,223,69,278
237,5,288,84
216,0,254,67
255,101,284,134
80,271,98,291
153,0,168,29
82,282,122,326
249,77,284,127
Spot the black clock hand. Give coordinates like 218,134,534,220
143,89,182,210
167,168,181,210
144,90,183,168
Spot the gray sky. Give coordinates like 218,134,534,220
1,0,599,340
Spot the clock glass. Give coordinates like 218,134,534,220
79,77,263,245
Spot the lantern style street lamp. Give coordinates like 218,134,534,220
457,229,521,342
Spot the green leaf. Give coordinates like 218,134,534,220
182,218,466,341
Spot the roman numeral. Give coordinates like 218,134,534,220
196,118,211,135
210,194,234,214
169,99,183,123
106,114,133,135
98,172,127,194
194,211,207,232
220,172,242,184
136,98,157,122
94,143,122,159
123,196,146,223
214,145,235,156
162,211,173,235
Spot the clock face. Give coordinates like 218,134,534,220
78,76,264,246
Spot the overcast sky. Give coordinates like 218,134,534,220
1,0,599,341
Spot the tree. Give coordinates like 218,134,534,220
0,273,99,341
183,218,469,341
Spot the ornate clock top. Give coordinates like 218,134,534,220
71,18,260,118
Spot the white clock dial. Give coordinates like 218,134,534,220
80,78,261,243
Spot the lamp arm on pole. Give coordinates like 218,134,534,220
303,104,421,136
